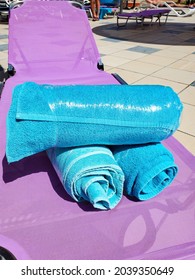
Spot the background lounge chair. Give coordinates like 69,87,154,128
117,7,171,27
157,1,195,17
140,0,195,17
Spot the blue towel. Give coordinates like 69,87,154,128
100,0,120,6
47,146,124,210
99,7,113,19
112,143,178,200
6,82,183,163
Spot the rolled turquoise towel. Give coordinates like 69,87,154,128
47,146,125,210
112,143,178,200
6,82,183,163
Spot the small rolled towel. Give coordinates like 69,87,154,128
112,143,178,200
46,145,125,210
6,81,183,163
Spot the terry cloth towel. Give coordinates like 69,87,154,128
112,142,178,200
47,146,125,210
6,81,183,163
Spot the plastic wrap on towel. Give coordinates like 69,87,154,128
6,82,183,163
112,143,178,200
47,146,125,210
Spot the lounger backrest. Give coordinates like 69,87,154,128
8,0,100,79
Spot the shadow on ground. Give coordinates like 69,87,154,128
92,21,195,46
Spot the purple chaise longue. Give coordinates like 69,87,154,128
0,0,194,260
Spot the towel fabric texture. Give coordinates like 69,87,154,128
6,82,183,163
112,142,178,200
47,146,125,210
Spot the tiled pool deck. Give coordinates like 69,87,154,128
0,11,195,155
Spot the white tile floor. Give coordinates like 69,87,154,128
0,11,195,155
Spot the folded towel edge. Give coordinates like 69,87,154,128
15,112,180,131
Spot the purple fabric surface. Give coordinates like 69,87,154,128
0,0,194,260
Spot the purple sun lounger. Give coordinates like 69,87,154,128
117,8,171,27
0,0,195,260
